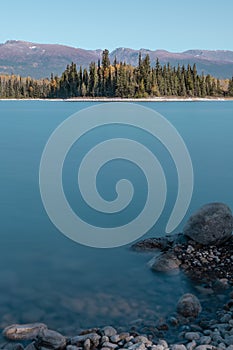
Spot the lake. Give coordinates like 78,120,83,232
0,100,233,336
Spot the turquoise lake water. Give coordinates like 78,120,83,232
0,101,233,335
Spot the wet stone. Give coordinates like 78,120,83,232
1,343,24,350
71,333,101,346
83,339,91,350
186,341,196,350
171,345,187,350
24,343,37,350
101,342,118,349
102,327,117,337
177,294,202,318
149,251,181,273
128,343,146,350
66,346,80,350
184,332,200,340
3,323,48,341
36,329,66,349
109,335,120,343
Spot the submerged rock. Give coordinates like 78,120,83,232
149,251,181,273
176,293,202,318
3,323,47,340
183,203,233,245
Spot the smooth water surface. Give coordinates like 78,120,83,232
0,101,233,334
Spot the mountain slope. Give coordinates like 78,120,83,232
0,40,101,78
0,40,233,79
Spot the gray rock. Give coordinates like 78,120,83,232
1,343,24,350
186,341,196,350
84,339,91,350
102,327,117,337
118,333,130,340
71,333,100,347
101,336,109,343
150,346,164,350
154,344,165,350
199,336,212,345
194,346,215,350
149,251,181,273
177,293,202,318
225,336,233,346
102,342,118,349
125,341,134,347
110,335,120,343
134,336,151,345
66,346,80,350
131,234,186,252
184,332,200,341
158,339,168,348
36,329,66,349
183,203,233,245
24,343,37,350
3,323,47,340
171,345,187,350
125,336,134,342
128,343,146,350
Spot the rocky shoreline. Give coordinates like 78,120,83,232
132,203,233,288
1,203,233,350
1,290,233,350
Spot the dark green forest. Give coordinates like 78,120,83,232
1,50,233,98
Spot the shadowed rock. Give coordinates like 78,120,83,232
176,293,202,318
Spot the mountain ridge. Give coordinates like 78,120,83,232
0,40,233,79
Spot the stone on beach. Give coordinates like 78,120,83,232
102,327,117,337
3,323,47,340
36,328,66,349
1,343,24,350
183,202,233,245
71,333,101,347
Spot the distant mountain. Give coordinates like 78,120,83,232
109,48,233,79
0,40,101,79
0,40,233,79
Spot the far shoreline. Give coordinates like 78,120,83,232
0,97,233,102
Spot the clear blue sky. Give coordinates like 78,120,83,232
1,0,233,52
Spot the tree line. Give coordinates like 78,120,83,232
1,50,233,98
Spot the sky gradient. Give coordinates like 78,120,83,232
1,0,233,52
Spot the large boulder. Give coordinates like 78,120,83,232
176,293,202,318
183,202,233,245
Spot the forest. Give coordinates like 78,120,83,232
0,50,233,99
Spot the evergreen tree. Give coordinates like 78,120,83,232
228,77,233,96
102,49,110,69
